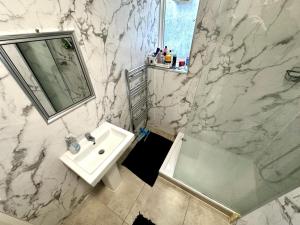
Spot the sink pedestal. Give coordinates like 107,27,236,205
102,164,122,190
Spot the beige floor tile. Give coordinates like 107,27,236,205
94,206,123,225
63,198,123,225
125,177,190,225
63,167,231,225
91,166,144,220
183,196,230,225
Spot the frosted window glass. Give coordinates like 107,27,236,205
164,0,200,60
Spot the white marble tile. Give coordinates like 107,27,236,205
237,188,300,225
148,0,300,223
189,0,300,223
1,0,300,224
185,0,300,158
147,68,198,135
0,1,159,225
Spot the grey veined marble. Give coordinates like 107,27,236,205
148,0,300,222
184,0,300,215
0,0,300,223
186,0,300,161
0,0,159,225
237,187,300,225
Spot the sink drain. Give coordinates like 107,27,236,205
98,149,105,155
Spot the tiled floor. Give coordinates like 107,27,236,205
62,166,230,225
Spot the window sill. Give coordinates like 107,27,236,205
148,64,188,74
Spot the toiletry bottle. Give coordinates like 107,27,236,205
154,47,160,56
156,50,162,63
179,59,185,67
186,56,190,67
165,50,172,64
65,135,81,154
163,46,168,56
172,53,177,68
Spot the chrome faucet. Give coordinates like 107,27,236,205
85,132,96,145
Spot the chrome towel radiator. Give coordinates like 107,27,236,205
125,65,148,132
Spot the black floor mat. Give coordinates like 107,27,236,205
132,214,156,225
123,132,173,186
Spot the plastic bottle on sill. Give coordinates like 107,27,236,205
186,56,190,67
165,50,172,64
156,50,162,63
163,46,168,56
172,53,177,69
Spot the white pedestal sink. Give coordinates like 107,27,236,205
60,122,134,190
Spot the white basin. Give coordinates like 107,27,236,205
60,122,134,188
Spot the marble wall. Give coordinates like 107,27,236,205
1,0,299,223
0,0,159,225
187,0,300,216
149,0,300,223
150,0,300,159
186,0,300,161
147,68,197,135
237,186,300,225
235,111,300,224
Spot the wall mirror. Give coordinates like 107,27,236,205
0,31,95,123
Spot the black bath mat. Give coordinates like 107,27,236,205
132,213,156,225
123,132,173,186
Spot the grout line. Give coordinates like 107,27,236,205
159,174,235,219
124,183,146,223
98,201,124,223
96,179,133,223
182,195,191,225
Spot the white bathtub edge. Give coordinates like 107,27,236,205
159,132,184,177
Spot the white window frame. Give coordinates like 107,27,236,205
158,0,198,60
158,0,166,49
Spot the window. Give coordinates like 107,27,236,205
159,0,200,61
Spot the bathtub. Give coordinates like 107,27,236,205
159,132,239,222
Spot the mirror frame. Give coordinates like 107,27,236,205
0,31,96,123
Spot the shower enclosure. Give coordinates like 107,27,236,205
159,0,300,219
160,85,300,219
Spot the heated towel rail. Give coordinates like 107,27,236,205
125,65,148,133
